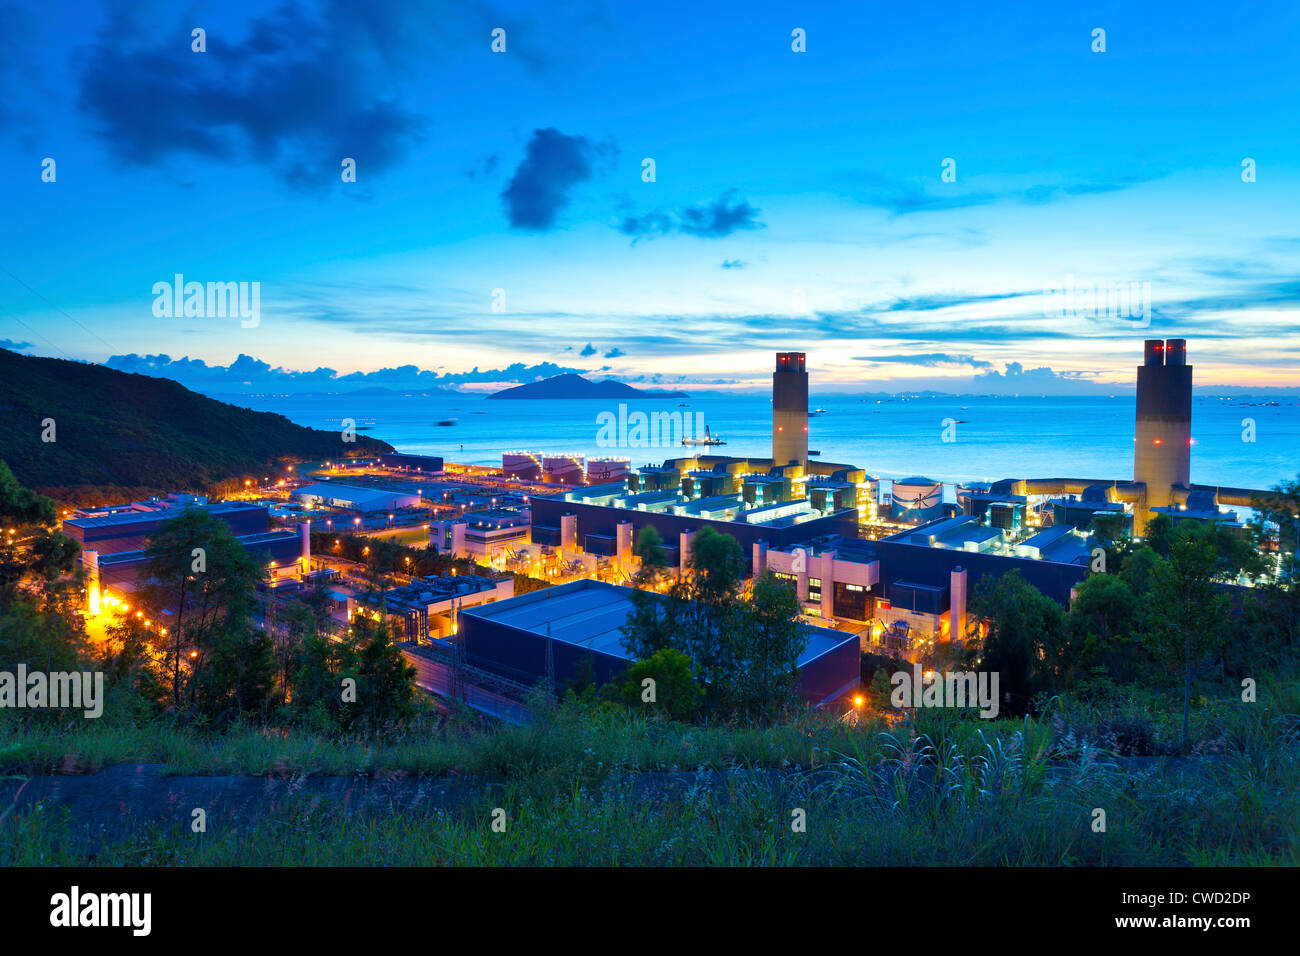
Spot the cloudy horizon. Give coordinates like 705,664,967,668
3,1,1298,394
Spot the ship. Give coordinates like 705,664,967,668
681,425,726,447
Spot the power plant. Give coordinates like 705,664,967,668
1133,337,1193,534
772,351,809,467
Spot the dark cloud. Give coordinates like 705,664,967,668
0,339,33,351
619,190,763,241
501,128,610,229
76,3,433,185
604,347,625,358
721,259,747,269
579,342,598,357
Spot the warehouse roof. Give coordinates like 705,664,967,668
462,578,854,665
293,482,417,506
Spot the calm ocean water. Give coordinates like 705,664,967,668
225,392,1300,492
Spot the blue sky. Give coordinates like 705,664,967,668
2,0,1299,394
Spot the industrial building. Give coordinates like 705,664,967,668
458,578,860,707
991,340,1259,538
63,497,270,554
429,508,532,560
293,481,423,513
63,498,312,613
362,573,514,642
380,452,445,473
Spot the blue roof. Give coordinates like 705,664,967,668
463,578,854,665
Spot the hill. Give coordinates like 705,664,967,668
0,349,392,500
487,373,688,400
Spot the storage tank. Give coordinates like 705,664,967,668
890,477,943,525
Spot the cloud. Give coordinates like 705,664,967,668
974,362,1095,383
721,259,747,269
856,172,1162,217
855,353,993,369
579,343,598,357
75,3,436,186
501,128,610,229
0,339,33,351
619,190,763,241
104,353,589,394
604,347,625,358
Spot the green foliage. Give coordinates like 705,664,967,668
619,528,805,721
289,615,422,732
969,569,1066,714
0,460,57,525
602,647,703,721
0,349,391,499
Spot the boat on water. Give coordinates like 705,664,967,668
682,425,725,447
435,419,458,426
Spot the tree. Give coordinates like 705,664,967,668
138,506,264,709
603,647,703,721
289,615,420,731
969,570,1066,714
620,528,806,720
0,460,57,527
730,570,804,723
1142,532,1229,751
1064,572,1144,686
1250,476,1300,654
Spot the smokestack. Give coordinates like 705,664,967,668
772,351,808,467
1134,339,1192,535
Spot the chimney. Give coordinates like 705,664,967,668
1134,339,1193,535
772,351,808,467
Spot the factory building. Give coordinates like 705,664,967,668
361,573,514,642
868,516,1091,650
380,452,445,473
63,498,270,555
458,578,860,707
772,351,809,467
429,509,531,560
293,482,422,513
958,489,1028,533
529,472,860,578
64,499,312,613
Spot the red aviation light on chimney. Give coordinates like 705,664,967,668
803,425,808,432
1153,438,1162,445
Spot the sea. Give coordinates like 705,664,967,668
222,391,1300,494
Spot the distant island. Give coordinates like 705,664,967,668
487,373,689,400
0,349,392,503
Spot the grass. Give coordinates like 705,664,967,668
3,672,1298,865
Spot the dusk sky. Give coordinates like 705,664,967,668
2,0,1298,394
